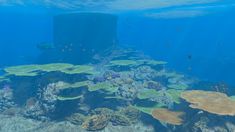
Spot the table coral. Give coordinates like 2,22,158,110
181,90,235,116
152,108,184,125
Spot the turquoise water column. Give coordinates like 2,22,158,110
53,13,118,64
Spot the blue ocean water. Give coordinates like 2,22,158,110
0,1,235,132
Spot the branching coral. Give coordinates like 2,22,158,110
181,90,235,116
0,87,15,112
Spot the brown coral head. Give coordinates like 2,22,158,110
82,115,109,131
181,90,235,116
151,108,184,125
26,97,37,107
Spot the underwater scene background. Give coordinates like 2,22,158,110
0,1,235,132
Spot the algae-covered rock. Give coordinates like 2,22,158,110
137,59,168,65
82,115,109,131
110,113,131,126
144,81,163,90
137,89,182,104
61,65,96,75
67,113,86,125
167,83,188,90
119,106,140,123
137,89,159,100
166,89,183,104
88,82,118,93
132,104,164,115
108,60,140,66
58,81,90,90
91,108,114,119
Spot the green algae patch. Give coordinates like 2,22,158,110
4,63,97,76
0,75,10,82
132,104,164,115
4,65,40,76
58,81,90,90
61,65,96,75
137,88,183,104
137,60,168,65
88,82,118,93
166,89,183,104
40,63,74,72
57,95,83,101
137,89,159,100
104,96,129,101
167,83,188,90
108,60,139,66
162,72,184,78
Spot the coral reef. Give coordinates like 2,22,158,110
23,98,47,121
152,108,184,125
0,113,155,132
110,113,131,126
81,107,141,131
181,90,235,116
0,85,15,112
90,107,114,119
119,106,140,123
39,82,61,113
108,60,140,67
82,115,109,131
66,113,86,125
134,66,157,80
0,48,198,131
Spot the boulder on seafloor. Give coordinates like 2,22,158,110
66,113,86,125
119,106,141,124
82,115,109,131
0,87,15,112
110,113,131,126
90,107,114,119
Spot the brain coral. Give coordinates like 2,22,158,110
181,90,235,116
152,108,184,125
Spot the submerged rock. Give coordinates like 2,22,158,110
110,113,131,126
119,106,140,123
0,114,154,132
0,87,15,112
66,113,86,125
91,107,114,119
82,115,109,131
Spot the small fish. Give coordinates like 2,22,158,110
187,54,192,60
197,111,204,114
37,42,54,50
